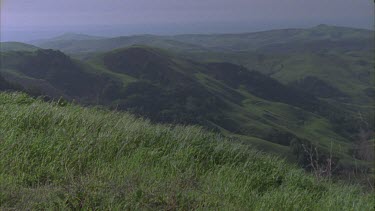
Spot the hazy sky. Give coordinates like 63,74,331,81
1,0,374,41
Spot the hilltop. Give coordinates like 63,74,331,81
31,25,373,54
0,42,39,52
30,33,107,46
0,92,372,210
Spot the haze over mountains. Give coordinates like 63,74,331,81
1,25,374,174
1,0,374,208
26,24,372,53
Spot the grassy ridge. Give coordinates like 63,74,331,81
0,92,372,210
0,42,39,52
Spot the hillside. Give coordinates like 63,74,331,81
183,40,374,103
29,25,374,111
93,47,364,156
1,46,370,173
0,92,373,210
0,42,40,52
0,49,118,101
0,74,21,91
29,26,374,108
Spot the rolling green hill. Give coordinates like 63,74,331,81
182,42,374,103
30,25,374,108
0,49,118,101
0,42,40,52
170,27,374,136
0,92,372,210
181,45,375,138
1,46,370,174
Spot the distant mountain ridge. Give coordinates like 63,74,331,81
30,25,373,54
30,33,107,46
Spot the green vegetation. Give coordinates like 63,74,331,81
1,25,373,182
0,92,373,210
0,49,117,101
0,42,39,52
30,25,374,123
0,25,373,208
0,46,371,173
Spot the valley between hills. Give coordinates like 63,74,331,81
0,24,374,209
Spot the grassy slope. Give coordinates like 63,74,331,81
180,49,375,136
40,25,372,120
181,50,373,101
0,42,39,52
0,92,373,210
0,49,124,102
91,47,355,160
0,47,365,168
197,75,350,153
175,26,374,110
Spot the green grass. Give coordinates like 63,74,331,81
183,51,373,99
196,73,354,161
0,92,373,210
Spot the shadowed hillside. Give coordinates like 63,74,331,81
0,49,118,101
1,46,371,174
0,74,21,91
29,25,374,111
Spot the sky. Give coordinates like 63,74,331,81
1,0,374,41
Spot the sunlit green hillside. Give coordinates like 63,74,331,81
0,92,372,210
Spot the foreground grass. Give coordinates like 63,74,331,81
0,93,373,210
